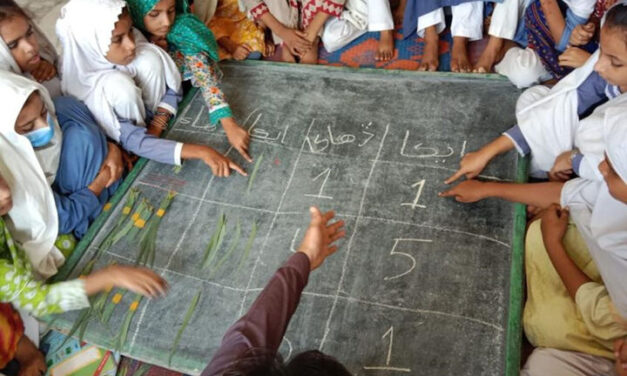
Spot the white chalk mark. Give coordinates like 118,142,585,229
304,167,333,200
136,181,276,215
400,131,455,159
238,118,317,317
190,104,206,129
290,228,301,253
363,367,411,372
460,140,467,157
374,159,508,182
281,337,294,361
319,124,390,351
400,180,426,209
384,238,432,281
363,326,411,373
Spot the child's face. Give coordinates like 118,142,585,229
143,0,175,38
599,157,627,204
594,25,627,90
0,15,40,73
106,11,136,66
14,92,47,135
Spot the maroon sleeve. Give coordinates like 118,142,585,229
201,252,311,376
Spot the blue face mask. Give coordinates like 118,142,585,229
25,113,55,148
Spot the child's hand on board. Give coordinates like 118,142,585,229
31,59,57,83
0,174,12,216
84,265,168,298
439,180,487,203
297,207,345,271
445,151,490,184
203,147,247,177
615,338,627,376
540,204,569,248
232,44,252,60
221,117,252,162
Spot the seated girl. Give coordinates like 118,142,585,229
0,70,125,277
236,0,345,63
321,0,395,61
402,0,489,72
126,0,253,162
0,1,60,96
194,0,275,61
446,3,627,185
56,0,246,178
443,106,627,376
496,0,598,88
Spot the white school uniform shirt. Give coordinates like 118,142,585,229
0,71,65,279
561,100,627,320
515,49,627,180
55,0,181,142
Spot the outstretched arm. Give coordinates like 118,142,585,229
440,180,564,208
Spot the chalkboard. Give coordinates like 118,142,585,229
50,62,526,376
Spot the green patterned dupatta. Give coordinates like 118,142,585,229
127,0,219,62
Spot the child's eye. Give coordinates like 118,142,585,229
7,41,17,49
26,29,33,37
149,10,159,17
168,7,175,14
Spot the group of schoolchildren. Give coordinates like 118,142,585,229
0,0,625,374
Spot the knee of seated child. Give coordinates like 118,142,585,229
495,47,551,89
101,71,142,111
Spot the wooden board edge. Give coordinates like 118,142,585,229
505,155,529,375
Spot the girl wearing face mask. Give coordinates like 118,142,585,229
0,71,124,278
0,1,61,97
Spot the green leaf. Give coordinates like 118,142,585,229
246,153,264,194
169,290,201,365
202,213,227,269
115,294,143,352
210,220,241,277
236,221,257,273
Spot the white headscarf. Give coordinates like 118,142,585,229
563,0,597,19
0,4,61,96
56,0,181,141
0,70,64,279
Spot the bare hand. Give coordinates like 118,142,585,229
108,265,168,298
232,44,252,60
445,150,490,184
101,142,125,187
548,150,574,181
0,175,12,215
540,204,569,247
281,28,312,57
569,23,595,46
439,180,488,203
203,147,247,177
30,59,56,83
222,118,252,162
558,47,591,68
614,338,627,376
298,207,346,270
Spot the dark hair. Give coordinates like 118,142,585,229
223,349,351,376
0,0,27,26
605,4,627,31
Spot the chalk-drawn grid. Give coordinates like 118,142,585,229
59,68,519,375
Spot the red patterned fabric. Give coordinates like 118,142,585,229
0,303,24,369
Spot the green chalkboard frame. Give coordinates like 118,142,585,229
48,61,527,375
